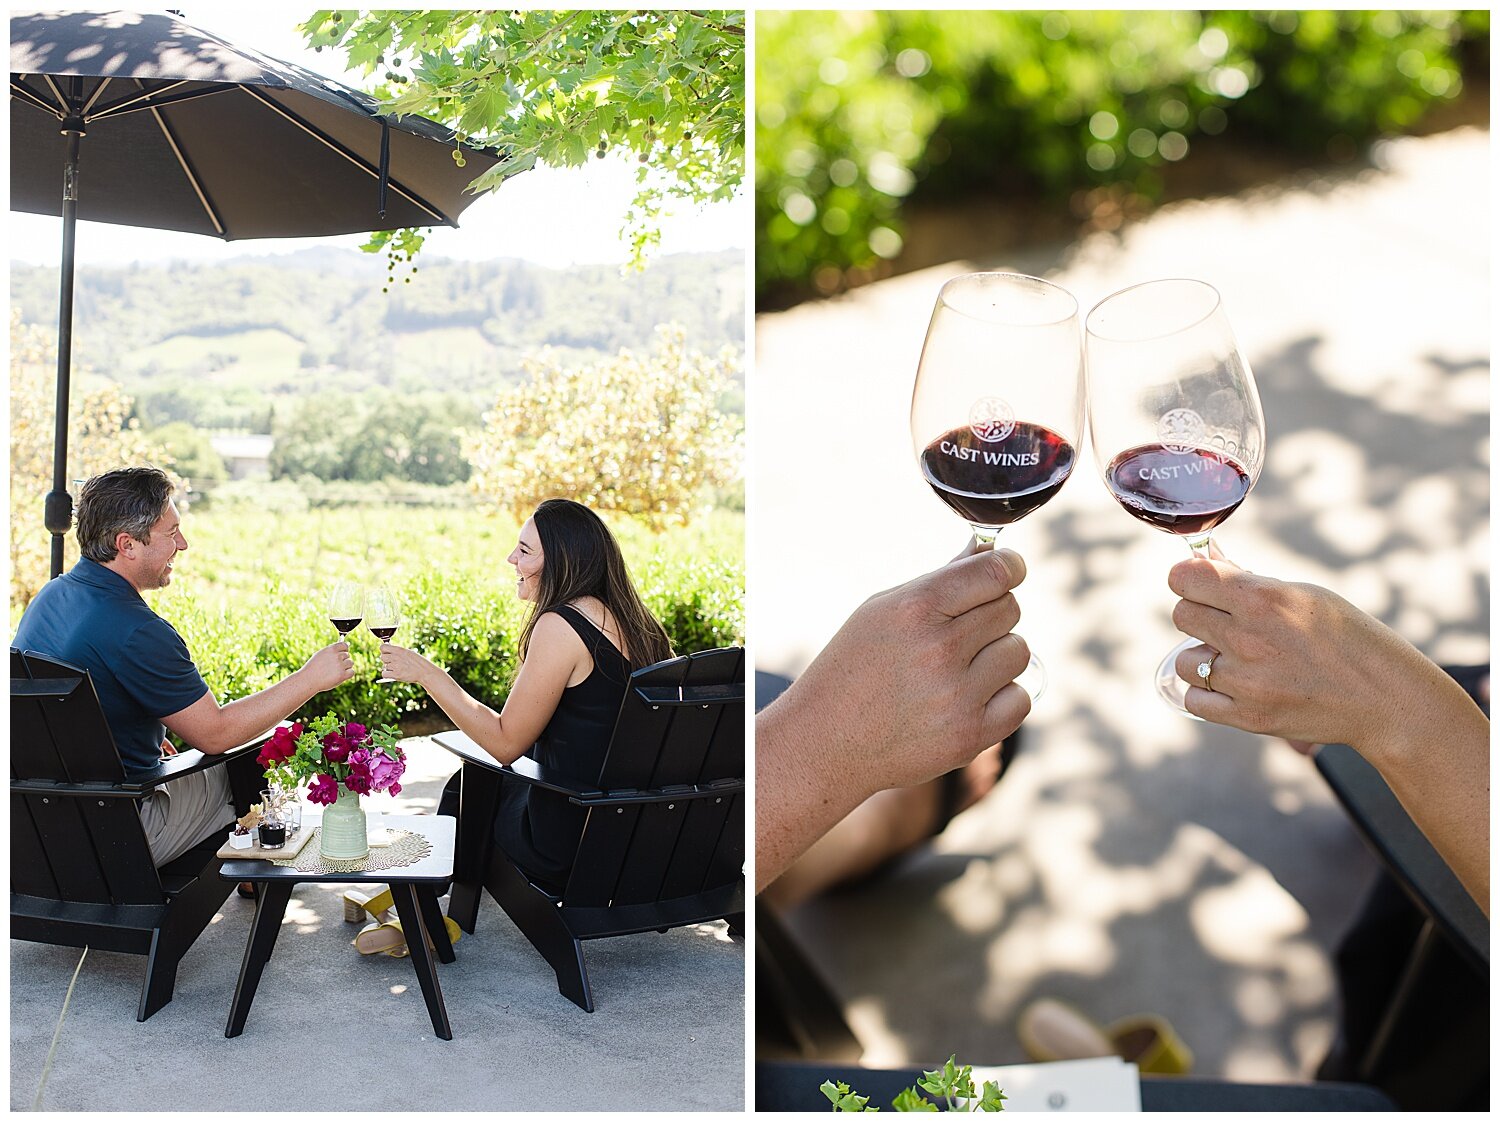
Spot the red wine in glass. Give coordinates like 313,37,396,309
330,617,362,635
921,421,1076,527
909,272,1086,703
1084,278,1265,716
1105,444,1250,537
367,585,401,683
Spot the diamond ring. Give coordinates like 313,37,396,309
1197,652,1219,693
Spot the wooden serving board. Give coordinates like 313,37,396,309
216,825,315,861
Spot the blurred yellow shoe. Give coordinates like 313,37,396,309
1017,998,1193,1075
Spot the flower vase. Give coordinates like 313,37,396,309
320,784,368,860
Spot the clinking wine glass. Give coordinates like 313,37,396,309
366,585,401,684
909,272,1086,701
1083,278,1265,716
328,580,364,639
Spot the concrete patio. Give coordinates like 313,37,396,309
11,738,745,1112
754,126,1488,1080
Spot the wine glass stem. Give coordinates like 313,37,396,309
1185,531,1214,560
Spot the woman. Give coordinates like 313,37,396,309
379,499,674,893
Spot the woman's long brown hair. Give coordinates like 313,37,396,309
517,499,674,670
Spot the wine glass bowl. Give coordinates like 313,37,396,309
327,580,364,637
911,273,1084,543
909,272,1086,700
1083,279,1266,715
366,586,401,684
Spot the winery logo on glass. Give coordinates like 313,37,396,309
968,396,1017,443
1157,407,1205,454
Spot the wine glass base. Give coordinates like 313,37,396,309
1155,639,1205,721
1017,655,1047,703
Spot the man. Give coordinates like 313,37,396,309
12,466,354,865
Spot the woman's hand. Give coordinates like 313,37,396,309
379,641,439,689
1168,555,1490,913
1167,556,1477,759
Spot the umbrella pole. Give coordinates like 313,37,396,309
46,118,83,579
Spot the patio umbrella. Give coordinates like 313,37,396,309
11,9,505,576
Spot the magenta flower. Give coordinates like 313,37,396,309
307,773,340,805
344,748,373,795
342,722,367,742
322,731,351,763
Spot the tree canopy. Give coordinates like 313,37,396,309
301,9,745,269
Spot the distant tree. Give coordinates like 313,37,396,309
9,311,181,609
149,422,230,486
345,396,476,485
270,392,476,486
467,325,741,528
301,9,745,269
269,394,363,481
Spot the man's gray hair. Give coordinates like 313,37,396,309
75,467,177,563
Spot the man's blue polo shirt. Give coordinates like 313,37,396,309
12,558,209,773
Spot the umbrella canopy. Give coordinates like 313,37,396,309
12,8,501,236
10,9,506,577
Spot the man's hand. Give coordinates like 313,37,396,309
301,641,356,692
159,738,178,758
756,540,1033,890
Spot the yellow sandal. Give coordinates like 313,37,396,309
342,887,394,924
354,914,463,957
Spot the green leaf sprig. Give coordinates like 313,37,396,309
822,1057,1006,1112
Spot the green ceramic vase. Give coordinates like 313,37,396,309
320,782,368,860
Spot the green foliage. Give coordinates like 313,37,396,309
467,325,743,529
9,311,181,609
149,422,229,485
269,391,476,485
757,10,1486,302
824,1057,1005,1113
10,250,746,420
147,500,742,730
301,10,745,269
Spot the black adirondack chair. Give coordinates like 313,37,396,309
11,649,263,1021
434,646,745,1011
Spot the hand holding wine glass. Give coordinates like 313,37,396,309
909,272,1084,700
366,585,401,684
1084,278,1265,715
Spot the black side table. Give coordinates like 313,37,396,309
220,812,457,1040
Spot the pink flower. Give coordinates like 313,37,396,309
366,750,406,793
342,722,367,743
307,773,340,805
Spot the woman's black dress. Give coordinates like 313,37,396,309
491,603,631,893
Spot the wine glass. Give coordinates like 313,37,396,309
1083,278,1265,716
909,272,1085,700
328,580,364,639
366,585,401,684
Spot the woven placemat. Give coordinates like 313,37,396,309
272,828,432,874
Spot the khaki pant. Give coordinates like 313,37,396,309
138,766,236,867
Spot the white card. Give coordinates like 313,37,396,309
967,1057,1141,1112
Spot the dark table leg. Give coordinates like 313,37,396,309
417,886,456,965
391,882,453,1040
225,881,293,1038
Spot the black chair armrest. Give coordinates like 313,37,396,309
1315,742,1488,972
118,729,272,793
431,730,606,800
